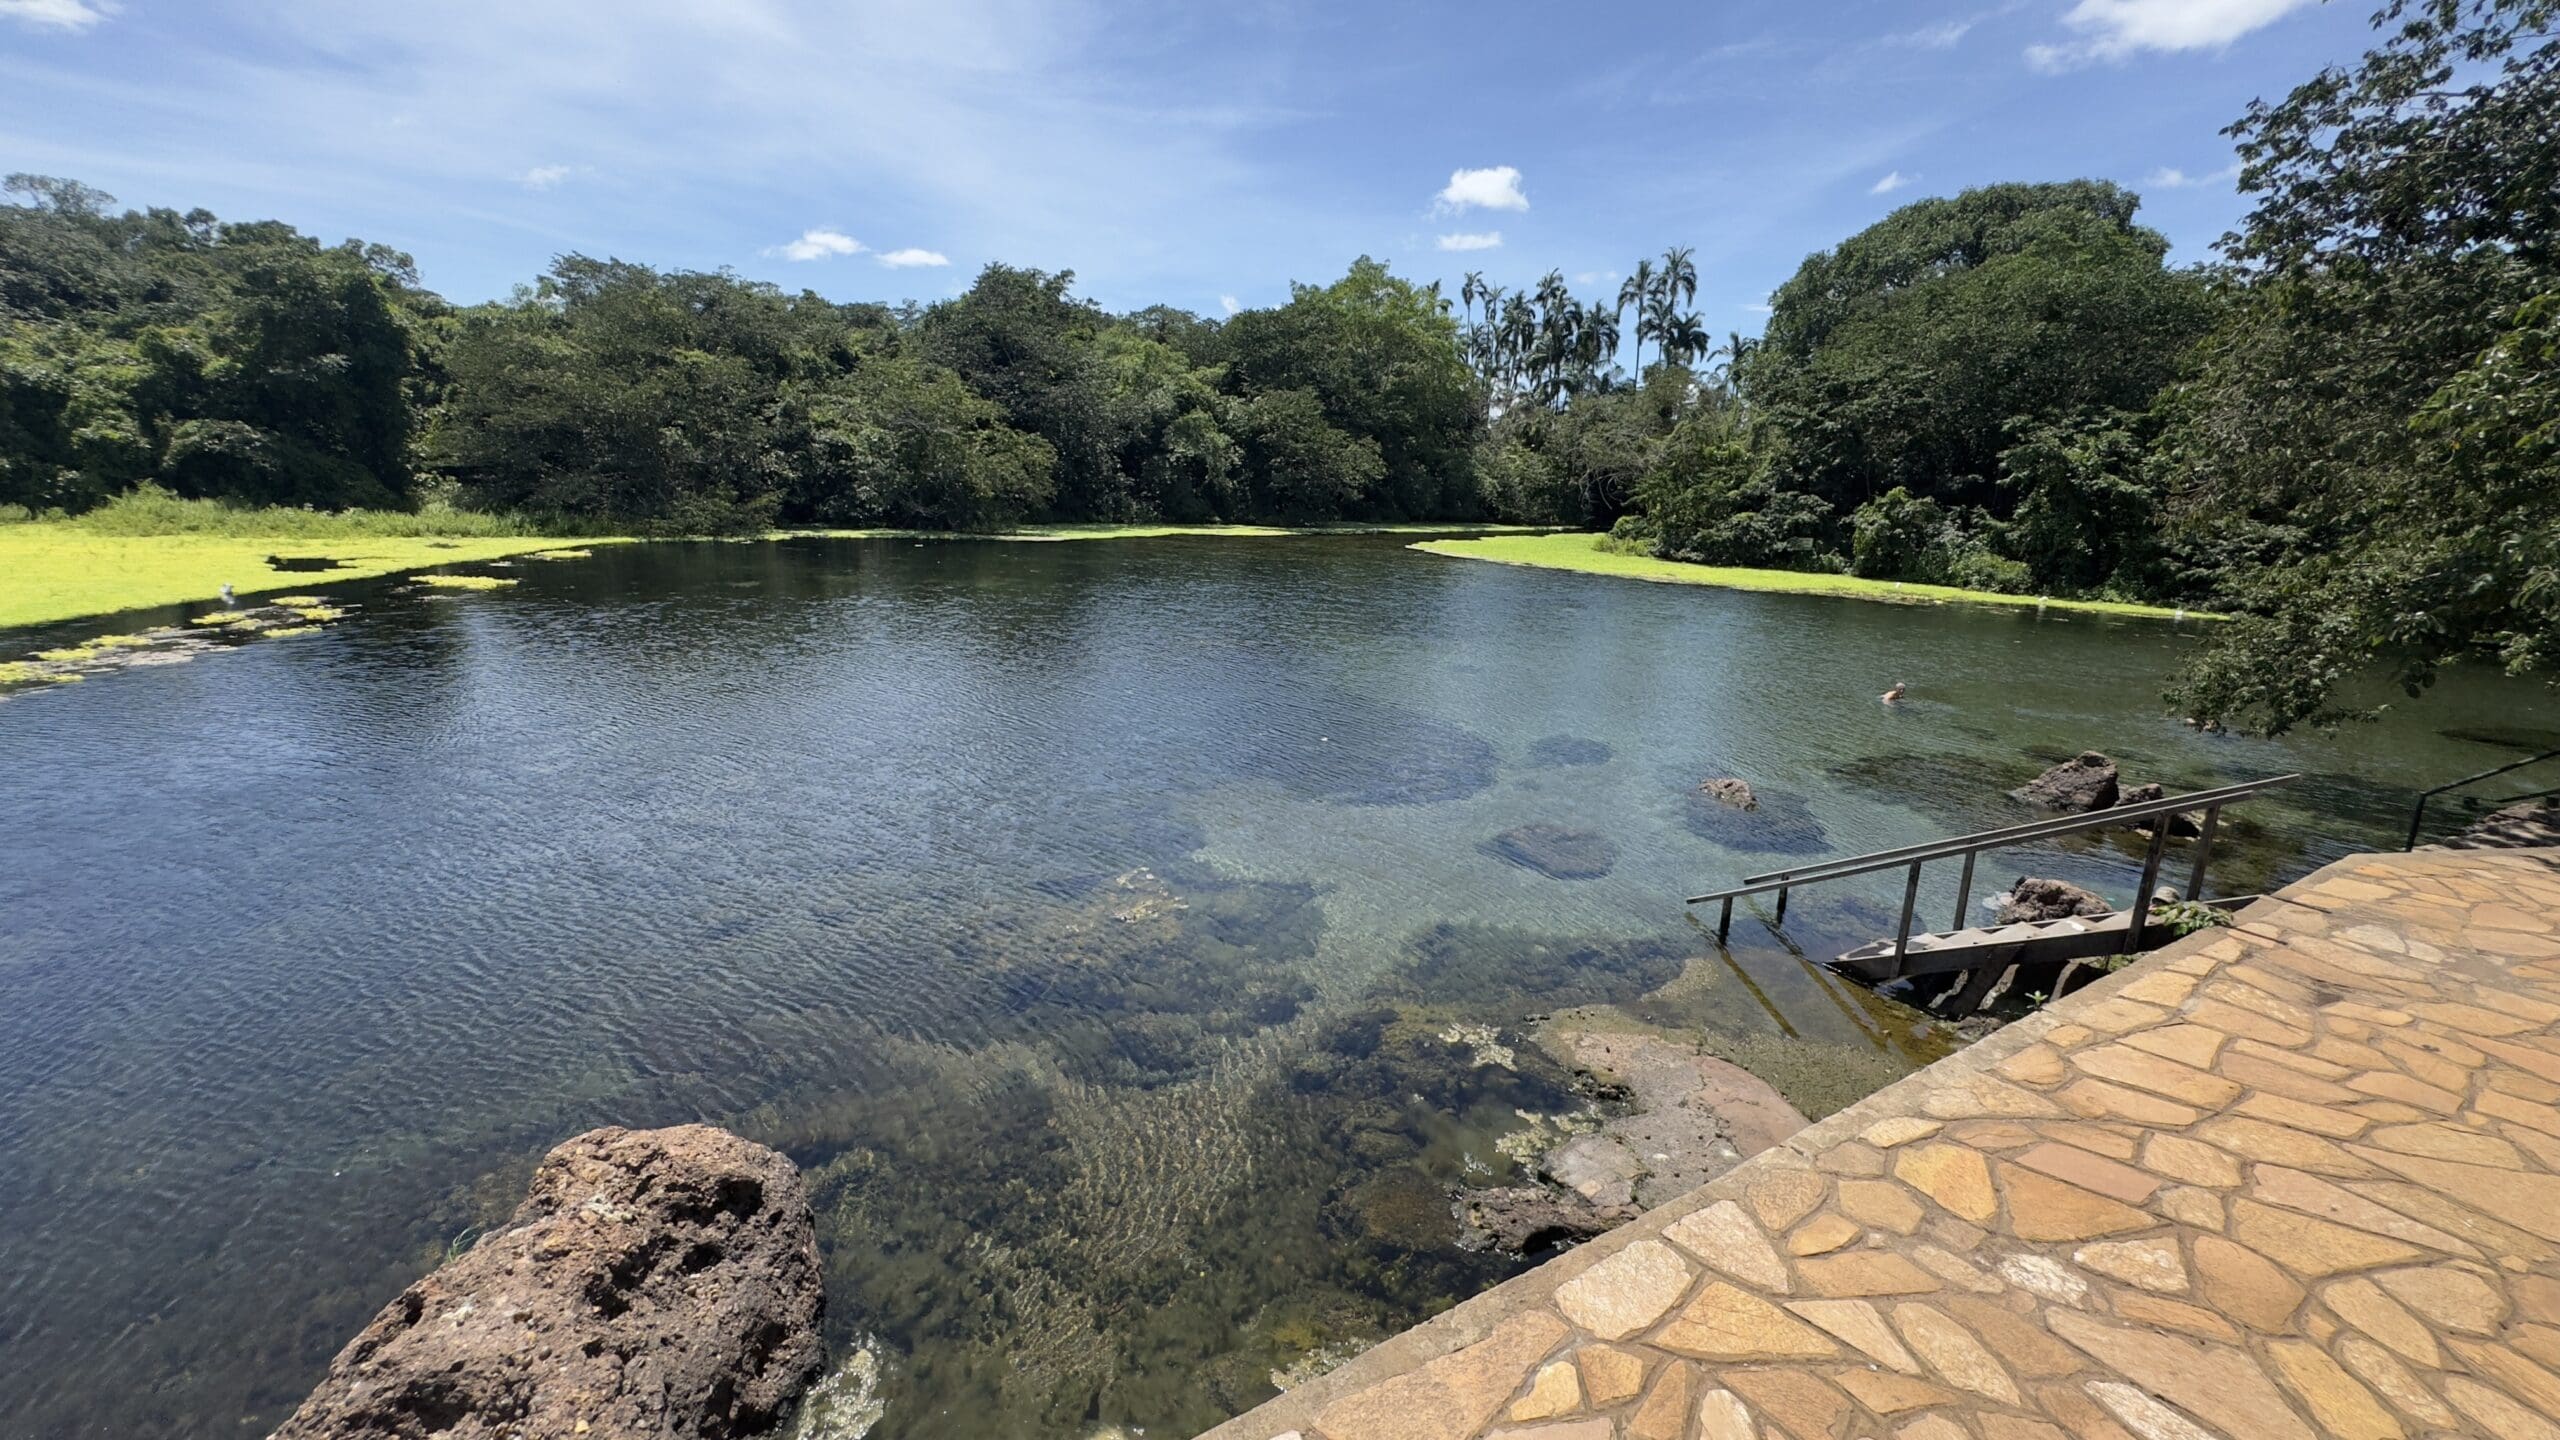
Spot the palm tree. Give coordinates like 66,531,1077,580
1616,260,1656,380
1659,311,1710,370
1461,270,1488,325
1711,330,1755,386
1580,303,1622,390
1659,246,1698,315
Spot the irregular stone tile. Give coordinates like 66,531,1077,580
1745,1168,1829,1232
2502,1121,2560,1171
1994,1163,2155,1243
2057,1079,2203,1127
1695,1387,1756,1440
1621,1362,1692,1440
1920,1074,2066,1120
1888,1301,2020,1404
2308,1035,2403,1073
1663,1200,1791,1293
1977,1419,2072,1440
2406,1000,2543,1037
1945,1119,2043,1150
1837,1180,1926,1235
2185,997,2312,1047
2203,980,2318,1032
2071,996,2173,1034
2074,1238,2186,1293
2478,1088,2560,1139
2141,1133,2243,1188
1945,1294,2085,1378
2045,1023,2094,1047
2034,1120,2143,1161
2230,1199,2426,1277
1894,1415,1971,1440
1893,1143,1997,1225
1998,1043,2068,1087
2523,1273,2560,1324
2223,1053,2366,1105
2071,1043,2243,1107
2365,1121,2525,1168
2044,1311,2316,1440
1786,1214,1860,1257
2518,1320,2560,1368
2116,969,2198,1007
2264,1337,2404,1440
1909,1243,2003,1293
1313,1311,1571,1440
2086,1379,2219,1440
1832,1367,1959,1415
2346,1099,2431,1125
2374,1264,2508,1335
1863,1117,1943,1149
1553,1239,1696,1341
1784,1297,1920,1373
2235,1092,2371,1139
2191,1234,2304,1332
2321,1277,2442,1366
2347,1071,2463,1113
2121,1024,2227,1070
2342,1180,2559,1266
1996,1252,2091,1307
2249,1165,2479,1255
1723,1368,1853,1440
2484,1067,2560,1104
2443,1375,2560,1440
1795,1250,1940,1298
1508,1360,1582,1421
2109,1288,2240,1343
2034,1379,2141,1440
2228,1036,2355,1079
2450,1336,2560,1418
2155,1186,2225,1231
2336,1334,2455,1427
1573,1344,1645,1407
2354,1147,2560,1241
1485,1418,1612,1440
2466,1032,2560,1084
2194,1117,2375,1176
1649,1283,1839,1361
2011,1141,2160,1204
1816,1141,1889,1178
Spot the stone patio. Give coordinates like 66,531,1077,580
1198,847,2560,1440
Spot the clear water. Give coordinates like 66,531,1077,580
1,535,2551,1439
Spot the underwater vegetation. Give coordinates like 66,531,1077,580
30,633,154,662
0,660,79,687
1524,735,1613,768
1399,923,1689,1011
417,574,520,591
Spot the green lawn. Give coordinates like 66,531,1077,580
1411,532,2213,620
0,530,620,631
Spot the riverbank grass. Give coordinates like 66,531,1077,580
1412,532,2211,620
0,531,612,631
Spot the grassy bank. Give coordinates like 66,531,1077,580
774,521,1556,543
0,530,618,631
1411,532,2213,621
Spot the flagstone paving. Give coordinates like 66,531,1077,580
1199,847,2560,1440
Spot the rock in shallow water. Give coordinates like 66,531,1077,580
1485,823,1619,879
2011,751,2120,811
1996,876,2113,924
269,1124,825,1440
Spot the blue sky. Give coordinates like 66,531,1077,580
1,0,2377,327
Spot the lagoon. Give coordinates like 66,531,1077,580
0,533,2548,1438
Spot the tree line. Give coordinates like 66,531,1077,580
0,0,2550,731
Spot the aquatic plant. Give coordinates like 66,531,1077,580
529,548,594,560
0,661,78,686
288,605,347,622
31,633,153,662
264,625,320,638
417,574,519,590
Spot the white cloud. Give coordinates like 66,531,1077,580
1888,18,1976,48
1572,270,1619,286
1434,165,1528,213
2027,0,2312,70
519,164,572,191
1219,294,1242,316
775,228,862,262
2144,163,2239,189
875,247,949,267
1870,170,1914,195
1743,299,1774,315
1436,231,1503,252
0,0,111,28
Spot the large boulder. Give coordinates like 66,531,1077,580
2011,752,2120,812
1996,877,2113,925
270,1125,825,1440
1698,776,1758,810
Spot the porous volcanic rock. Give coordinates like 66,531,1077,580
1485,824,1619,880
1453,1186,1635,1255
1995,877,2113,925
269,1124,825,1440
1697,777,1758,810
2011,752,2120,811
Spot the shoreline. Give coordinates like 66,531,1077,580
1412,532,2215,622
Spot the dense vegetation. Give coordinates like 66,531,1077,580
0,0,2549,729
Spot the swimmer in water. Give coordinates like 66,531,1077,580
1881,680,1908,704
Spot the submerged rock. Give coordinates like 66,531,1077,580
269,1125,825,1440
1681,783,1827,855
1452,1185,1635,1256
2012,751,2120,811
2113,781,2204,837
1996,877,2113,924
1697,776,1757,810
1485,823,1619,880
1526,735,1612,768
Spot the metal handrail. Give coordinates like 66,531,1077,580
1723,775,2300,895
1684,773,2300,968
2406,749,2560,849
1690,775,2300,905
